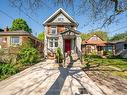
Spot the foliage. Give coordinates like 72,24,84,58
56,47,63,63
18,41,40,65
0,63,19,80
10,18,32,33
83,55,93,69
80,33,89,40
81,31,108,41
110,32,127,41
37,32,45,42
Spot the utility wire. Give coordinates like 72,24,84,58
110,25,127,33
9,1,42,26
0,9,14,20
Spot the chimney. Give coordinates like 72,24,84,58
4,26,9,32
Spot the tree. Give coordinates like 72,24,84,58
81,31,108,41
9,0,127,27
10,18,32,33
37,32,45,42
110,32,127,41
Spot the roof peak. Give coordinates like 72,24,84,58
43,8,78,26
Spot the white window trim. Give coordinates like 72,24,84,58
48,38,58,49
10,36,20,46
51,26,57,35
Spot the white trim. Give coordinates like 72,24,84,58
43,8,78,25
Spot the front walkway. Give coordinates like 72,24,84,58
0,59,105,95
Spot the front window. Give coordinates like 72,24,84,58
10,36,20,45
49,38,58,48
49,39,53,47
51,26,57,35
124,44,127,49
55,39,58,47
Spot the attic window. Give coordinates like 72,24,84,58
91,37,98,41
58,17,64,22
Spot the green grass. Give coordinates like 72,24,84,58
83,55,127,79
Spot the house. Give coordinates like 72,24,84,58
0,28,44,55
112,40,127,58
81,35,114,55
43,8,81,59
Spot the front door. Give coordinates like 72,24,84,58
65,39,71,52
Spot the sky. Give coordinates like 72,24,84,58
0,0,127,37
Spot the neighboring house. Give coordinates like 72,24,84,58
113,40,127,58
0,28,44,55
43,8,81,59
82,35,114,55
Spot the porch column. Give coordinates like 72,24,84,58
58,35,64,54
76,35,82,57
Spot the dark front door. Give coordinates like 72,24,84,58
65,39,71,52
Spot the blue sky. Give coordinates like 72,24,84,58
0,0,127,37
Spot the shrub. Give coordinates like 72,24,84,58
56,47,63,63
18,41,40,65
0,63,19,77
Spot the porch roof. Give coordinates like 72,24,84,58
60,29,80,35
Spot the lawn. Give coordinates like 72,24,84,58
83,55,127,79
83,55,127,94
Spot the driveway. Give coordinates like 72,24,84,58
0,59,105,95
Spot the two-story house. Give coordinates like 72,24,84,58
43,8,81,59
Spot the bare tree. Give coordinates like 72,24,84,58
8,0,127,28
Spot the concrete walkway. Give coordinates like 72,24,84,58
0,60,105,95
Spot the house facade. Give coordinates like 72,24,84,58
82,35,114,56
113,40,127,58
0,28,44,55
43,8,81,59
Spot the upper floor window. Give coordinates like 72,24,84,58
58,17,64,22
124,44,127,49
10,36,20,45
51,26,57,35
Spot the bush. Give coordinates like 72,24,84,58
56,47,63,63
0,63,19,77
18,42,40,65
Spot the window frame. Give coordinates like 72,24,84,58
51,26,57,35
49,38,58,48
124,44,127,49
10,36,20,45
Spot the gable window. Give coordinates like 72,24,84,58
91,37,98,41
10,36,20,45
51,26,57,35
58,17,64,22
124,44,127,49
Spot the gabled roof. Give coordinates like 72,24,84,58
43,8,78,26
87,35,103,41
60,29,80,35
